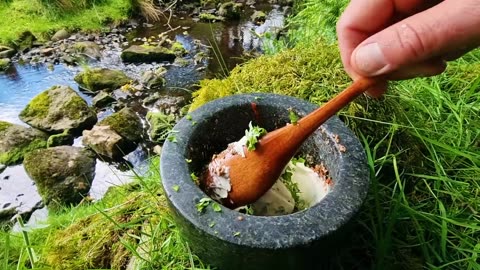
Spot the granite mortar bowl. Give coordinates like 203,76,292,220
160,93,369,270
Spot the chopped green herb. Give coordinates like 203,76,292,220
191,121,197,126
191,172,199,184
167,134,177,142
245,121,267,151
196,197,212,213
209,221,216,228
185,158,192,163
291,156,306,165
172,185,180,192
288,108,299,125
254,96,263,100
185,114,193,121
245,205,254,215
233,232,241,237
212,203,222,212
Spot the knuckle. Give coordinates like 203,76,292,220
392,22,431,60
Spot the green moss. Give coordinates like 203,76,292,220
0,138,47,165
19,90,51,119
74,68,131,92
0,121,12,133
47,130,73,147
0,58,10,71
199,13,225,22
64,95,92,120
99,108,142,142
171,41,187,56
0,0,132,44
146,111,176,143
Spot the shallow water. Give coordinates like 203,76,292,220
0,4,286,220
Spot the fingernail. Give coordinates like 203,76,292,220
353,43,390,76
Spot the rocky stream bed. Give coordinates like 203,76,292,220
0,0,289,226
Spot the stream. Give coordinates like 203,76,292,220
0,2,287,224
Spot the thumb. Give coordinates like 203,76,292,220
351,0,480,77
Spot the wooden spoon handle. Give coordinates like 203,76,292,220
296,77,379,137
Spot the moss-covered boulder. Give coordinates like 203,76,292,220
19,85,97,133
0,58,11,72
82,125,130,159
218,2,243,19
120,45,176,63
51,29,70,42
47,129,74,147
0,121,48,165
74,68,131,93
0,45,16,58
146,112,176,143
98,107,143,143
23,146,95,209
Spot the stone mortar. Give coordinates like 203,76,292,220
160,93,369,270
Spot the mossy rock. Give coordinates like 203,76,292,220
19,85,97,133
23,146,95,209
120,45,176,63
218,2,243,19
0,45,16,58
82,125,133,159
74,68,131,93
199,13,225,22
71,41,101,60
47,130,74,147
170,41,188,56
0,121,48,165
14,31,36,52
0,58,10,72
146,112,176,143
99,107,143,143
251,10,267,24
92,91,116,108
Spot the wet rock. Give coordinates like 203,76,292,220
0,121,48,165
98,107,143,143
121,45,176,63
251,10,267,24
16,31,37,52
72,41,102,60
61,55,76,65
146,112,176,144
199,13,225,22
51,29,70,41
218,2,243,19
0,45,16,58
170,41,188,56
92,91,116,108
152,95,188,115
0,203,17,222
19,85,97,133
74,68,132,93
141,67,167,89
40,47,55,56
0,58,10,72
23,146,95,209
47,129,74,147
82,125,131,159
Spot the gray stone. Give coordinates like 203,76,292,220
23,146,95,209
82,125,132,159
160,93,369,270
0,121,48,165
51,29,70,41
0,58,10,72
217,2,243,19
140,67,167,89
19,85,97,133
71,41,102,60
121,45,176,63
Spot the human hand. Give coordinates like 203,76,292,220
337,0,480,96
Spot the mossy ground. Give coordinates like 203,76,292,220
0,0,132,44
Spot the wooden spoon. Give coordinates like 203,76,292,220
203,77,379,208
